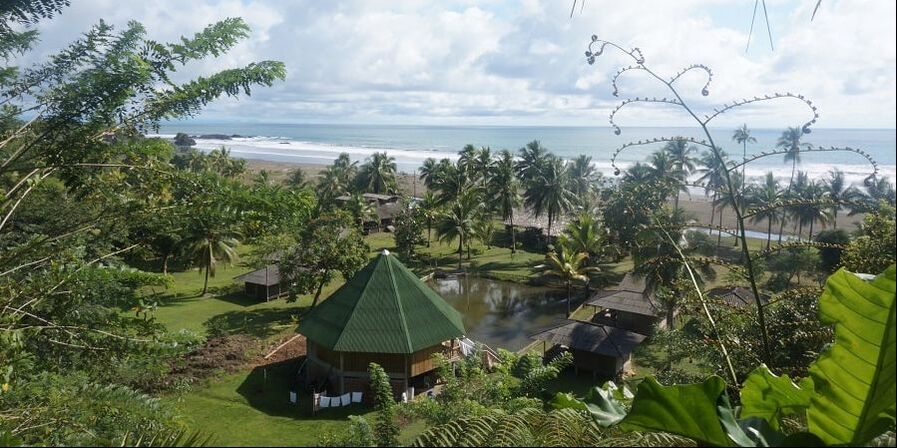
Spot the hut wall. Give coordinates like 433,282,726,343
409,344,444,377
617,312,657,335
571,349,625,378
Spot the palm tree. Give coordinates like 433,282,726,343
568,154,601,205
776,126,806,242
748,173,782,250
562,213,613,294
358,152,397,194
182,208,241,295
792,178,830,240
523,155,574,245
253,169,272,186
624,162,654,183
434,160,475,204
436,191,483,269
489,150,521,254
346,193,376,229
419,158,440,188
821,169,857,228
515,140,549,185
650,150,687,209
538,237,598,317
457,144,478,177
286,167,308,188
315,167,349,211
473,218,496,250
732,124,756,190
696,149,730,244
474,146,492,188
419,191,440,247
663,139,697,210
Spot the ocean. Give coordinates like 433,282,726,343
154,123,896,186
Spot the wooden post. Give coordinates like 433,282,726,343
265,265,270,302
403,353,409,400
339,352,345,395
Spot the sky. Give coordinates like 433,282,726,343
15,0,897,128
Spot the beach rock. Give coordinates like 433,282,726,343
197,134,233,140
173,132,196,146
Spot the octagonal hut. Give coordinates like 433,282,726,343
300,250,466,398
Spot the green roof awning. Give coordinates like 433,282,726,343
299,250,466,354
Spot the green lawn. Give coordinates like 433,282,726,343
164,360,425,446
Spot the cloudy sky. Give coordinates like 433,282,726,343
18,0,897,128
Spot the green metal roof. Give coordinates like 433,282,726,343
299,250,466,354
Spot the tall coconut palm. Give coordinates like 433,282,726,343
287,167,308,188
663,139,697,210
473,218,496,250
419,191,440,247
624,162,654,183
650,150,687,209
568,154,601,204
489,149,521,254
538,237,599,317
822,169,856,228
515,140,549,185
732,124,756,191
457,144,478,176
436,191,483,269
523,155,574,244
696,149,730,244
434,160,475,204
776,126,806,242
474,146,492,188
358,152,397,194
748,173,782,250
792,178,831,240
182,208,241,295
419,158,441,188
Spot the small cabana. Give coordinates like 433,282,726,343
708,286,769,309
586,274,661,335
300,250,466,398
530,320,646,379
234,265,284,301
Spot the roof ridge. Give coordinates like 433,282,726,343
387,255,414,353
601,325,627,360
331,255,382,351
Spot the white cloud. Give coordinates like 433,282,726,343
12,0,896,128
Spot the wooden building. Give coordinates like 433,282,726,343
586,274,661,335
530,320,646,379
234,265,284,301
708,286,769,309
299,249,466,398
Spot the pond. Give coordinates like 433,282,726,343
428,276,573,352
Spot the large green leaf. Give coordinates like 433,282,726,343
741,365,814,429
549,385,627,427
619,376,741,446
807,265,896,445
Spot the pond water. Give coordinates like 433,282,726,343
428,276,572,352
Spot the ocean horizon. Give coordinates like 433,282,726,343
155,122,896,186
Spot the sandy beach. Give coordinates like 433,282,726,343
242,158,865,236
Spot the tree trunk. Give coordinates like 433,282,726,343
778,159,797,243
716,207,723,252
766,218,773,251
162,254,169,275
674,191,680,211
309,275,328,309
202,264,210,295
832,209,838,229
809,218,815,240
510,210,517,254
427,222,431,247
458,237,463,270
565,281,572,318
547,213,553,250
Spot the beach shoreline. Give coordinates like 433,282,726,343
239,156,866,235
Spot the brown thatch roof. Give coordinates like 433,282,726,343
708,286,769,308
530,320,646,358
586,273,658,316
